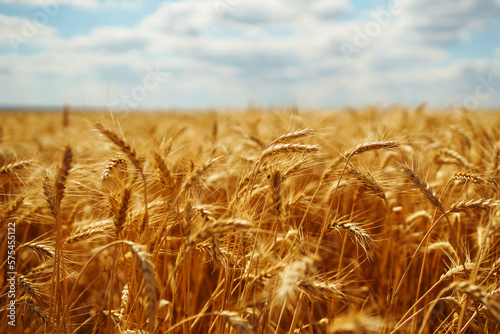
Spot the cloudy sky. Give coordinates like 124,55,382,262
0,0,499,110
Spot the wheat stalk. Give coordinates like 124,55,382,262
447,198,500,213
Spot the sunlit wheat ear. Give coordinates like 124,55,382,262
0,159,32,174
216,311,254,334
42,172,56,216
64,222,109,246
55,145,72,207
266,128,316,147
193,205,217,223
298,278,345,301
42,146,72,219
152,150,174,190
435,148,475,170
449,281,500,324
447,198,500,213
95,122,143,171
18,242,55,260
193,205,224,264
425,241,456,257
329,218,376,257
18,274,41,299
440,261,477,282
101,155,128,182
347,166,387,204
450,172,490,186
261,144,320,159
118,283,130,325
268,168,284,226
25,302,50,326
401,164,444,211
110,186,131,239
348,140,400,156
322,140,399,181
28,260,53,276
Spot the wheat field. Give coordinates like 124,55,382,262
1,106,500,333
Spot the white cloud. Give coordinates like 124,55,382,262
0,14,59,52
0,0,499,109
0,0,143,10
404,0,500,44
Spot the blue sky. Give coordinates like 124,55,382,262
0,0,499,110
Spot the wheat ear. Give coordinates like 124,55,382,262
0,160,32,174
447,198,500,213
267,128,315,147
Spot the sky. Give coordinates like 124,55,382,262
0,0,499,110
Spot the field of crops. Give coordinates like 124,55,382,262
1,106,500,333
